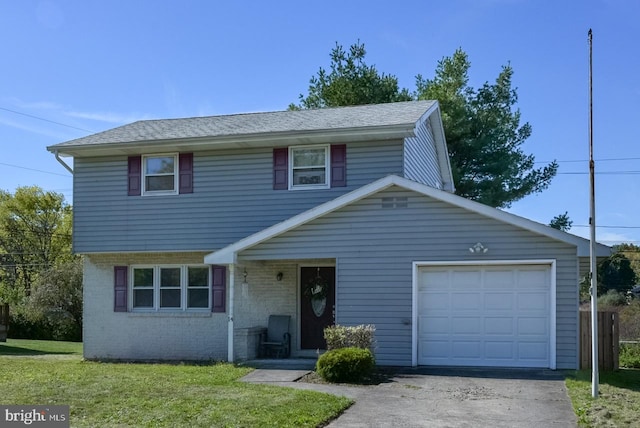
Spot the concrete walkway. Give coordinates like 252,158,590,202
242,367,577,427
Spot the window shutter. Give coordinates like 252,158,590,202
273,148,288,190
114,266,128,312
211,265,226,313
179,153,194,194
128,156,142,196
330,144,347,187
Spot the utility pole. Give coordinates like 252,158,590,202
588,28,599,398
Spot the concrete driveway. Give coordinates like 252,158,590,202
242,367,577,427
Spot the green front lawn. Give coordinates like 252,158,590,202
0,340,352,427
566,369,640,427
0,338,82,355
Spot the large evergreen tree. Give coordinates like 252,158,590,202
293,43,558,208
290,41,412,110
415,49,557,208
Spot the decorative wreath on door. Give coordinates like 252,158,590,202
304,268,328,301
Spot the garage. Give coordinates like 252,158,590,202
416,262,554,368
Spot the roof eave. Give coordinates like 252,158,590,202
47,123,417,157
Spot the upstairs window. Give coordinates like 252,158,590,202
128,153,193,196
143,154,177,195
290,145,329,190
274,144,345,190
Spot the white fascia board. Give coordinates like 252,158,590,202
427,106,456,193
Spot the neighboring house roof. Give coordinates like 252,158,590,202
47,101,440,156
205,175,611,264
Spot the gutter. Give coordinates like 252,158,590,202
54,150,74,174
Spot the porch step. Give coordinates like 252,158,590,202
239,358,316,370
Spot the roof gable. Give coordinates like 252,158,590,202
204,175,610,264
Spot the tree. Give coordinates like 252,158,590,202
292,43,558,208
0,186,73,301
29,259,83,341
598,253,637,295
415,49,558,208
290,41,412,110
549,212,572,232
615,243,640,282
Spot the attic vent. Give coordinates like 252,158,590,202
381,197,408,209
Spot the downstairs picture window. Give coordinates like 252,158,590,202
131,265,210,311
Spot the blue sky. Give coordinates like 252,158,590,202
1,0,638,245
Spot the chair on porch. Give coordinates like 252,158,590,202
259,315,291,358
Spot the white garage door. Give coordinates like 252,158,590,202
417,264,551,368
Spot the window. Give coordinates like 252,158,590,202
160,267,181,308
131,265,210,311
128,153,193,196
133,267,154,308
289,145,329,189
273,145,346,190
188,267,210,308
143,154,178,195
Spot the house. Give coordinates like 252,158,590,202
47,100,609,369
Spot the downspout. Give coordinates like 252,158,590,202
54,150,74,174
227,262,235,362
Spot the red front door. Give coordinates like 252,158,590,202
300,266,335,349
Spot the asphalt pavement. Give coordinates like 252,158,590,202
241,366,577,427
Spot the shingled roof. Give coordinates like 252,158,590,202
47,101,439,156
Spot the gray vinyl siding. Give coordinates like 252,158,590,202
404,119,442,188
240,186,580,368
72,140,404,253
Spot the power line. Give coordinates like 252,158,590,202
536,157,640,164
573,225,640,229
0,106,94,133
558,171,640,175
0,162,70,177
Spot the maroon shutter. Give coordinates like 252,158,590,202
273,148,288,190
179,153,193,194
114,266,128,312
128,156,142,196
211,265,226,313
331,144,347,187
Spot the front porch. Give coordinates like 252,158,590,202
230,259,335,363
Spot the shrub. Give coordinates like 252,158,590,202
620,343,640,368
619,300,640,341
597,290,627,309
8,305,81,342
316,347,375,383
324,324,375,351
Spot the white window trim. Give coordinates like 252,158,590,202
130,265,212,312
142,153,179,196
288,144,330,190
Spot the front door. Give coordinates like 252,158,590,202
300,266,335,349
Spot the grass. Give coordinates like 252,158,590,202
620,342,640,368
566,369,640,427
0,340,352,427
0,339,82,355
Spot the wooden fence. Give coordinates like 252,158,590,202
580,311,619,370
0,304,8,342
